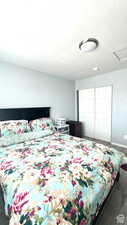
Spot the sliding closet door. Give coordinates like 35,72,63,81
95,86,112,142
79,88,94,137
79,86,112,142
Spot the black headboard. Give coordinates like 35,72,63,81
0,107,50,121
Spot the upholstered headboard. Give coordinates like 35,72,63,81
0,107,50,121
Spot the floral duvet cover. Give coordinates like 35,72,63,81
0,131,124,225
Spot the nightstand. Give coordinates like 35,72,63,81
66,121,82,137
55,124,69,134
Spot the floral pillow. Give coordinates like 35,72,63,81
29,118,55,132
0,120,30,137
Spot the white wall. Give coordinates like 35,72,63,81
0,62,75,120
75,68,127,147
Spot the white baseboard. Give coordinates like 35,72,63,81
111,142,127,149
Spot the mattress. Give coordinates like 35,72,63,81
0,131,124,225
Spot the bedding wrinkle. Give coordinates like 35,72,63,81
0,132,124,225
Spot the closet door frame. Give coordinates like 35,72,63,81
77,84,113,143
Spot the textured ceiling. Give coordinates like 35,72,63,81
0,0,127,80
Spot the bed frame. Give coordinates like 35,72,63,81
0,107,50,121
0,107,120,225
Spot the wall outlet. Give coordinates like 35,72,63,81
123,135,127,140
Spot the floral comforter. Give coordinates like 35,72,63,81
0,131,124,225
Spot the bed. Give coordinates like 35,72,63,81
0,107,124,225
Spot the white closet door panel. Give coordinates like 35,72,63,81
79,114,94,137
79,89,94,138
79,86,112,141
95,116,111,141
95,86,112,141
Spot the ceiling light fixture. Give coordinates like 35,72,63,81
79,38,99,52
93,66,100,71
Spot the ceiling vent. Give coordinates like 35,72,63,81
113,47,127,61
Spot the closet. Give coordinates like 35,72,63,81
79,86,112,142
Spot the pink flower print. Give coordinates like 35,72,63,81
82,146,89,153
79,200,84,208
78,191,82,200
112,172,117,179
14,192,28,205
68,207,77,217
21,148,32,158
29,206,41,217
60,140,65,144
0,161,13,170
29,209,35,217
60,199,64,205
43,160,50,165
74,198,79,206
72,180,77,186
60,166,68,171
44,195,53,203
36,163,43,167
12,192,29,214
17,129,22,134
40,166,53,177
41,124,46,129
79,219,87,225
73,158,84,164
94,158,98,162
57,219,61,225
50,145,57,149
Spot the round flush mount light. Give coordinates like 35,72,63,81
93,66,100,71
79,38,99,52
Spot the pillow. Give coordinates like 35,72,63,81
0,130,54,147
0,120,30,137
29,118,55,132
